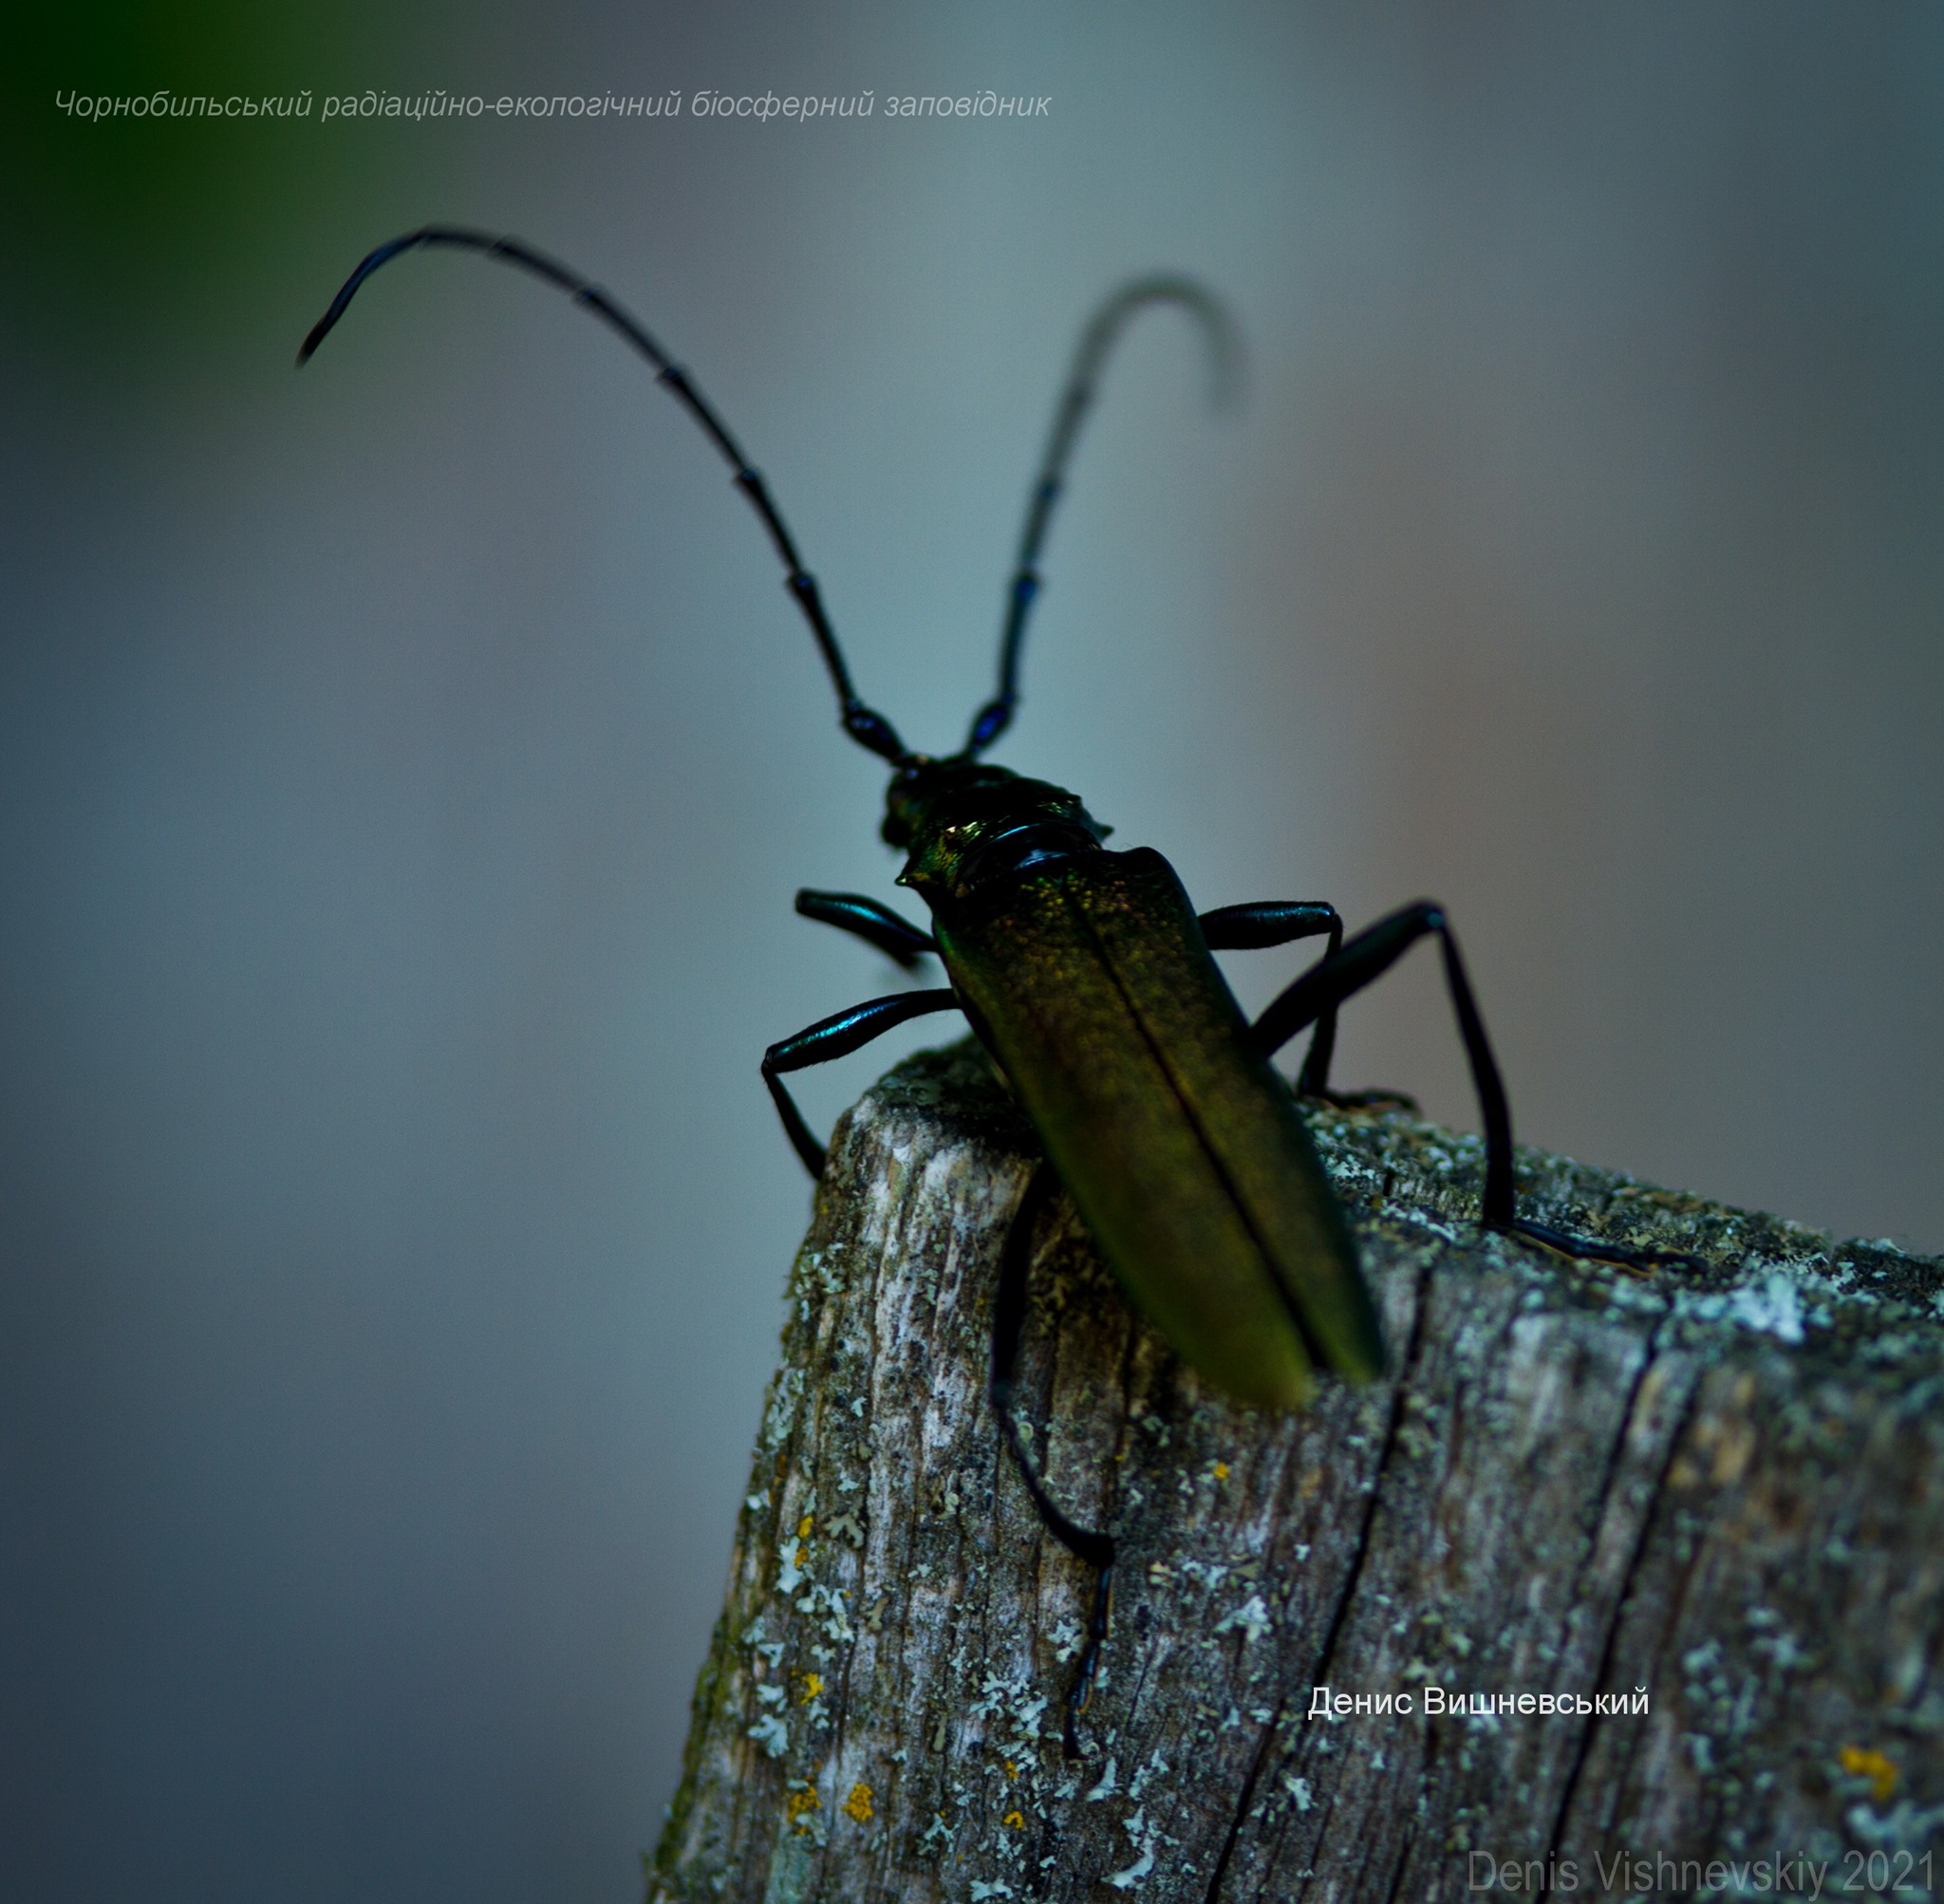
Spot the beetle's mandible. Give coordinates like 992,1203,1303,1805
301,228,1695,1751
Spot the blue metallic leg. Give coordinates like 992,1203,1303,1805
989,1160,1116,1759
1250,903,1702,1275
762,988,960,1177
794,888,937,967
1199,900,1415,1108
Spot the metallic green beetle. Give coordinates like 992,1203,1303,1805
303,230,1676,1747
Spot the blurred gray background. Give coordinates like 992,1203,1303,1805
4,4,1941,1898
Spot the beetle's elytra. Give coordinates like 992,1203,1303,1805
302,229,1695,1749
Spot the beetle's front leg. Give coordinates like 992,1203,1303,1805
794,888,937,968
1249,903,1702,1275
1198,899,1414,1109
762,988,960,1177
988,1160,1115,1760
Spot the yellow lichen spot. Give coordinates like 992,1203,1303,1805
842,1783,875,1823
784,1788,820,1831
1003,1810,1026,1829
797,1516,814,1540
1002,1760,1018,1780
799,1672,825,1704
1212,1462,1231,1481
1840,1745,1899,1801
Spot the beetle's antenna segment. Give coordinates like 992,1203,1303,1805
963,275,1241,757
299,227,911,767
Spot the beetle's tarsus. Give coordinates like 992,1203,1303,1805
1507,1216,1706,1279
1062,1566,1113,1760
1243,901,1704,1276
1307,1085,1421,1115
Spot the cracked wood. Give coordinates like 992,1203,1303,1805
649,1038,1944,1903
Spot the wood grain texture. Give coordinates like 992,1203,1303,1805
649,1039,1944,1903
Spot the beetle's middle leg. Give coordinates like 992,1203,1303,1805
762,988,961,1176
1249,903,1703,1275
1198,900,1415,1110
989,1159,1116,1760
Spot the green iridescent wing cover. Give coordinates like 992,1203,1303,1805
939,848,1384,1409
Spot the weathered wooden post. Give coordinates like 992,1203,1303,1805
650,1039,1944,1902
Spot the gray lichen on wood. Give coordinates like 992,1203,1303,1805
649,1038,1944,1902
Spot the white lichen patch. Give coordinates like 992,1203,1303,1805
1215,1595,1274,1644
747,1711,790,1759
776,1539,808,1596
762,1368,806,1451
971,1672,1053,1760
1107,1804,1162,1889
1176,1558,1230,1592
794,1581,856,1645
1723,1267,1813,1342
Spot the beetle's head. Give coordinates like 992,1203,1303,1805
883,756,1108,904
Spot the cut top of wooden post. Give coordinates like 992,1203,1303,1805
652,1037,1944,1904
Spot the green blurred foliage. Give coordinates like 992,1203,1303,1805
4,1,413,370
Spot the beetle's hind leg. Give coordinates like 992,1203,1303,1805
989,1161,1116,1759
762,988,961,1176
1198,900,1417,1111
1249,903,1704,1276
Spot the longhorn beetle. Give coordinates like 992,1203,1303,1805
301,229,1692,1753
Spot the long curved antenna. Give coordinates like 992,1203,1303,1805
963,276,1242,758
299,227,911,767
